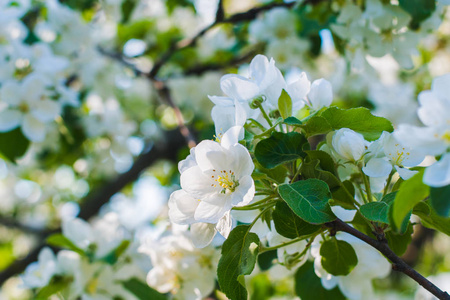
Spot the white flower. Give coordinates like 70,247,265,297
168,127,255,247
62,213,126,259
311,233,391,300
21,247,57,288
363,132,424,180
0,74,61,142
394,73,450,187
219,54,285,108
139,231,218,300
331,128,368,162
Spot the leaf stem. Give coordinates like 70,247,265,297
256,102,274,127
260,236,310,253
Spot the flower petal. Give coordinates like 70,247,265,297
168,190,199,225
190,222,217,248
22,114,46,142
423,154,450,187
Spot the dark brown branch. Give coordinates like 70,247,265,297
327,219,450,300
215,0,225,22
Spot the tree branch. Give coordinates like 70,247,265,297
327,219,450,300
148,0,304,79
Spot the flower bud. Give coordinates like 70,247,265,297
331,128,367,162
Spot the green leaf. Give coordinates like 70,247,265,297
272,202,321,239
278,89,293,120
0,128,30,162
283,116,302,126
386,223,413,256
121,0,136,23
36,277,71,299
254,163,288,184
254,132,308,169
399,0,435,29
122,278,167,300
391,170,429,231
321,107,394,141
320,238,358,276
294,261,345,300
300,115,332,137
217,225,260,300
257,250,277,271
414,201,450,236
360,202,391,224
100,240,130,265
278,179,336,224
430,185,450,218
46,234,85,256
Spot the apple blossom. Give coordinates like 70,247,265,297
169,126,255,247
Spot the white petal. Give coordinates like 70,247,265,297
220,74,260,101
228,143,254,177
207,95,234,106
0,110,22,131
307,78,333,110
190,222,217,248
331,206,356,222
362,157,392,178
394,166,417,180
168,190,199,225
231,175,255,206
423,154,450,187
1,80,22,105
431,73,450,102
31,99,61,122
394,125,447,156
194,199,229,223
216,212,232,238
178,147,197,173
22,114,46,142
62,218,94,250
286,72,310,112
220,126,244,149
180,165,217,198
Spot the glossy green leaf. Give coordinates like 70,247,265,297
321,107,394,141
36,277,71,300
283,116,302,126
391,170,429,231
217,225,260,300
414,201,450,236
254,132,308,169
0,128,30,162
399,0,435,29
122,278,167,300
46,234,85,256
300,115,332,137
359,193,396,224
101,240,130,265
430,185,450,218
278,179,336,224
295,261,345,300
320,238,358,276
386,223,413,256
278,89,292,120
272,202,321,239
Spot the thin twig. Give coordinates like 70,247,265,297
327,219,450,300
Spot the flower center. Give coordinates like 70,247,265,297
211,169,239,193
442,130,450,144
